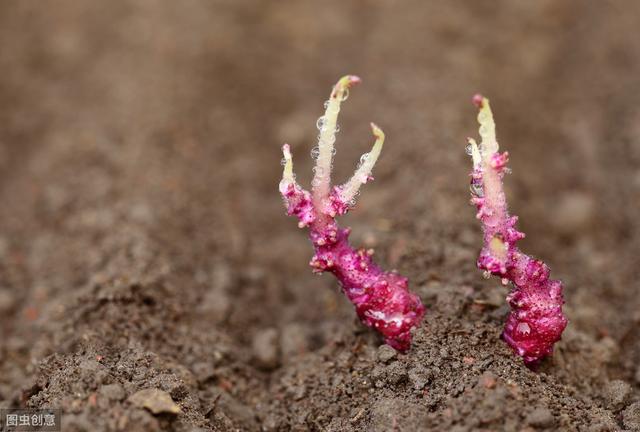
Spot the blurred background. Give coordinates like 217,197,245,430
1,1,639,431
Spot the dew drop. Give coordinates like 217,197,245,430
323,100,330,109
359,153,369,165
517,322,531,335
310,146,320,160
316,116,326,130
465,144,473,155
469,183,484,197
280,157,287,166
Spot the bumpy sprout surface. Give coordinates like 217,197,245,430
468,95,568,365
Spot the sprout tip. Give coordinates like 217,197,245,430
472,93,485,108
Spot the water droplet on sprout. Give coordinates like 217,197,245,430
465,144,473,155
470,182,484,197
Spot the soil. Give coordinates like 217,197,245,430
1,1,640,431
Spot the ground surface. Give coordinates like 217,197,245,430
1,1,640,431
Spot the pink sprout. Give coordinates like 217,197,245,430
467,95,568,365
279,76,425,351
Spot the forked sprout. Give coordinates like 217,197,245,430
279,76,425,351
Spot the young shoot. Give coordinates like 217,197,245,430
279,75,425,351
467,94,568,365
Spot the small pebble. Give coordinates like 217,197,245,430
252,328,279,369
280,323,308,359
525,407,555,428
99,383,125,401
128,388,181,415
603,379,632,411
551,192,595,235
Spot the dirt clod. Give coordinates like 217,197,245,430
408,365,429,390
384,361,408,386
376,344,397,363
623,402,640,432
603,379,632,411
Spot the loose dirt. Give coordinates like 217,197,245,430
1,1,639,431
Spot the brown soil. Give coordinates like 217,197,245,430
1,1,640,431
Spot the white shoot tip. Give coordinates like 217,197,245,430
332,75,362,98
467,138,481,167
282,143,291,159
370,122,385,140
339,75,362,88
474,94,498,157
281,143,294,183
339,122,385,205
